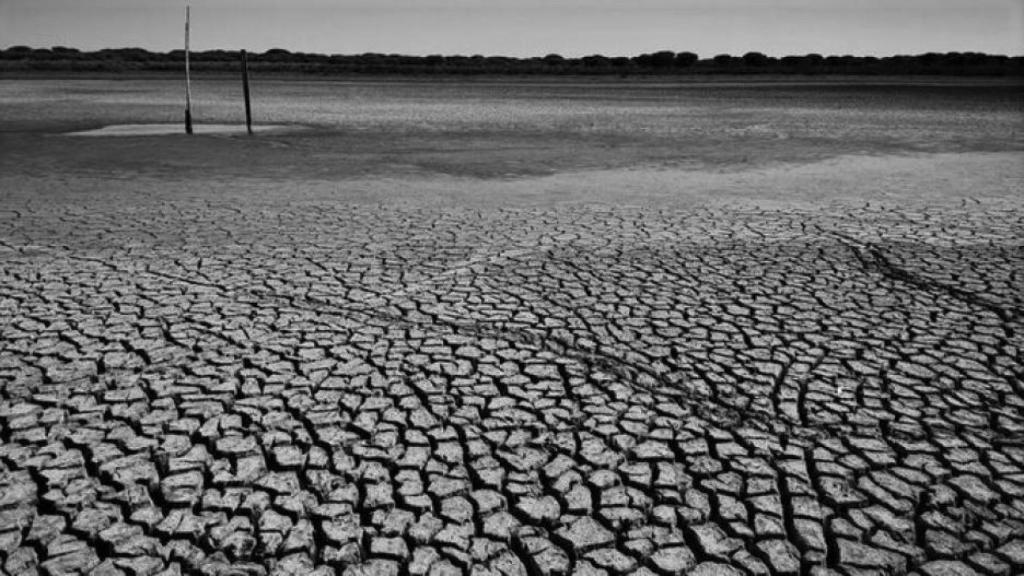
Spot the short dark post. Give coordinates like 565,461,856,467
241,49,253,135
184,5,193,135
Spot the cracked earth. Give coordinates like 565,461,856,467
1,78,1023,576
2,158,1022,576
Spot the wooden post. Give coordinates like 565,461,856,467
184,5,193,135
241,49,253,135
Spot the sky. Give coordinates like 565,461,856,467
1,0,1022,58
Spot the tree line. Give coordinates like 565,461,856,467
2,46,1021,76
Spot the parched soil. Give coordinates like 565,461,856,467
1,78,1023,576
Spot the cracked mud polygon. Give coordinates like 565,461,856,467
1,78,1023,576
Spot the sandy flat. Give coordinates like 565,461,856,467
66,123,302,136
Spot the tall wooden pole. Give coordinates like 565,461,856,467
241,49,253,135
184,5,193,135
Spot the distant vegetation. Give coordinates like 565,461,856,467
2,46,1022,76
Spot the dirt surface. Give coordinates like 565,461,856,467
66,124,305,137
1,78,1023,576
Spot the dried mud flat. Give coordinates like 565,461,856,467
2,79,1024,576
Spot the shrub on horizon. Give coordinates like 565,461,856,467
650,51,676,68
674,52,699,68
742,51,770,67
712,54,736,67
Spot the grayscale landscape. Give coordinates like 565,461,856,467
1,76,1023,576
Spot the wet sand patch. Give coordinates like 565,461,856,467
66,123,304,137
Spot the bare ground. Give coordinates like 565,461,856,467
1,78,1023,576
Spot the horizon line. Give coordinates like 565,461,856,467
5,45,1023,60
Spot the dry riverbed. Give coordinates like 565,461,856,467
1,77,1023,576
